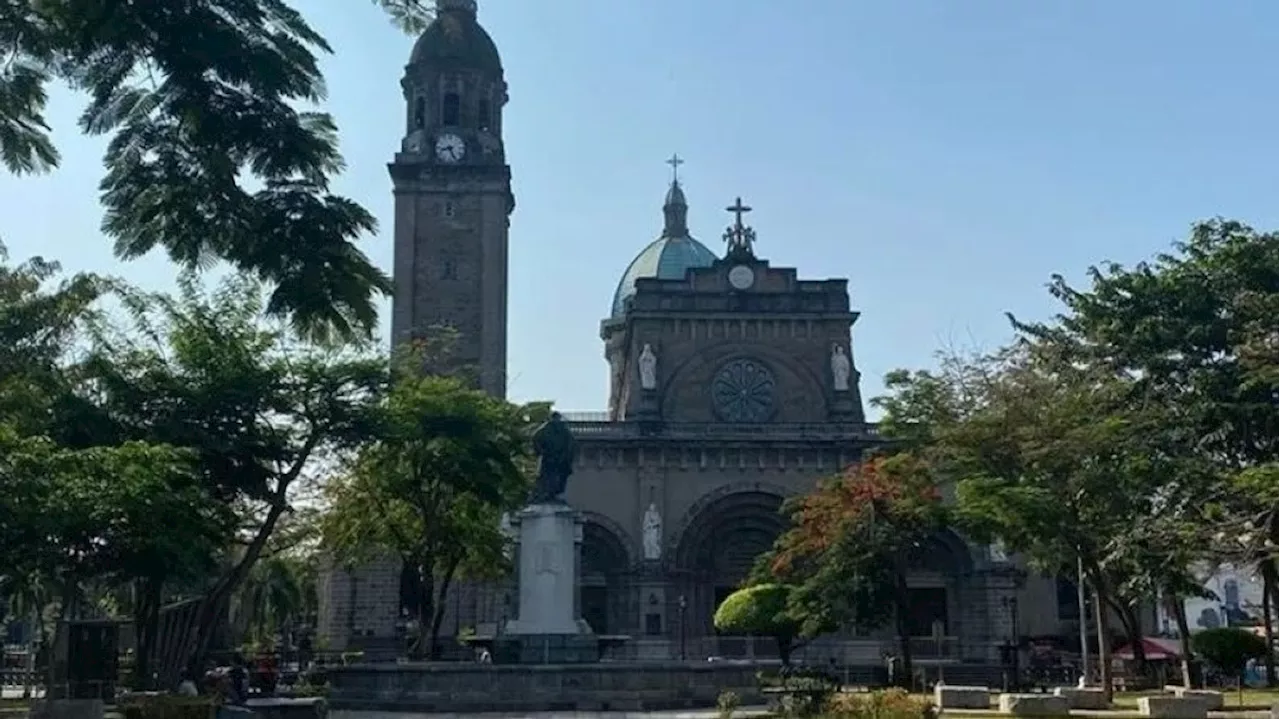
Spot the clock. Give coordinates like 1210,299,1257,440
728,264,755,290
435,133,465,163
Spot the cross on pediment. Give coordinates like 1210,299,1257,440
722,196,757,258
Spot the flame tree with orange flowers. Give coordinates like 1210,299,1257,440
753,455,947,685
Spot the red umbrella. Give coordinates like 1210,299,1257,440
1113,637,1183,660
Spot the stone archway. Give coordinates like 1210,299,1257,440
579,519,631,635
671,489,790,638
903,528,975,644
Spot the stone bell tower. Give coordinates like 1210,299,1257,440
388,0,514,397
317,0,513,656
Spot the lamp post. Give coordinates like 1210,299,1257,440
678,594,688,661
1001,596,1020,689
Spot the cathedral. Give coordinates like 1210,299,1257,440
317,0,1093,668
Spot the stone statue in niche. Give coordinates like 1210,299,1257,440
988,541,1009,563
638,343,658,391
831,344,852,392
642,502,663,561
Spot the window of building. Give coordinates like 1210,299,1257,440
477,98,491,130
413,96,425,129
442,92,460,126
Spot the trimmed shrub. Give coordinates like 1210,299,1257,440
827,688,932,719
119,696,217,719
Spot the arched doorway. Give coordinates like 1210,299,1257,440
673,491,788,637
580,521,630,635
902,530,973,651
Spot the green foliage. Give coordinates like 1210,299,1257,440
373,0,437,33
1192,628,1270,680
714,584,799,640
1015,219,1278,566
321,369,535,657
717,689,741,719
2,1,397,341
757,457,946,670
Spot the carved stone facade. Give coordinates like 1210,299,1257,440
317,0,1093,664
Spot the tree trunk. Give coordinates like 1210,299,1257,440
777,636,793,668
1260,559,1276,688
1093,584,1114,702
1105,595,1145,665
410,563,435,660
132,577,163,691
162,502,289,687
428,559,460,661
1165,592,1194,688
1117,599,1148,679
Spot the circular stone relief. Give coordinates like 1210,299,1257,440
711,358,776,423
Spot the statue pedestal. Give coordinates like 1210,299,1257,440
498,503,597,663
504,503,587,636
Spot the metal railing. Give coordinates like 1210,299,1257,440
599,635,962,665
566,420,879,441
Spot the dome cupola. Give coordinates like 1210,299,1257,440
610,155,718,318
409,0,502,74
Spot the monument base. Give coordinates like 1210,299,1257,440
507,502,584,635
493,632,600,664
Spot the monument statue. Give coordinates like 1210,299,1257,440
638,343,658,390
830,344,851,392
530,411,578,504
642,502,663,560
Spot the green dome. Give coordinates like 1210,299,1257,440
409,4,502,73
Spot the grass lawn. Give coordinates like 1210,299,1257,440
1113,689,1277,709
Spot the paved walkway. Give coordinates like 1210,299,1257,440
0,703,781,719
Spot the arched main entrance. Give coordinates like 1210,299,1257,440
672,490,789,637
580,520,631,635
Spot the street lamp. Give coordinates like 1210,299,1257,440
1001,596,1020,689
678,594,688,661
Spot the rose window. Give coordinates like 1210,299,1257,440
711,358,776,423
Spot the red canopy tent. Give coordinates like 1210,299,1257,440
1113,637,1184,661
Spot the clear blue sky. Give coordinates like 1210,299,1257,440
1,0,1275,414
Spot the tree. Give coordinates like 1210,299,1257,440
713,584,803,666
1,1,399,341
1192,627,1269,701
321,370,534,659
875,344,1187,697
759,457,947,683
68,274,386,681
1015,219,1279,685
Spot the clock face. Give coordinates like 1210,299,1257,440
435,133,465,163
728,264,755,290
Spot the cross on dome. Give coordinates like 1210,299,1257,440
666,153,684,183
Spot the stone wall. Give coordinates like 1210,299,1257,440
328,661,764,713
315,555,401,651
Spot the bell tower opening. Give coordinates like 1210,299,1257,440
441,91,461,127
